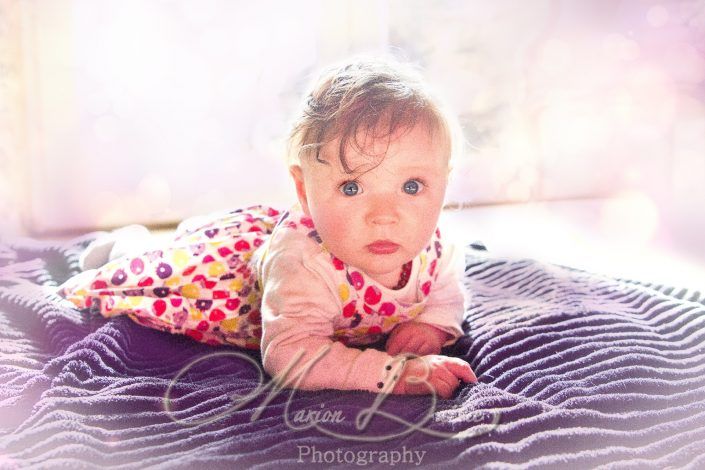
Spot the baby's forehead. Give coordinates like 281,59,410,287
313,123,449,171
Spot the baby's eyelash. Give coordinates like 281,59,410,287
407,177,428,189
338,178,361,186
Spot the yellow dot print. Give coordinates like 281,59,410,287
420,253,427,272
338,284,349,302
172,249,189,268
220,317,239,332
409,305,424,317
229,279,243,291
208,262,226,278
165,277,182,288
182,284,200,299
189,308,203,321
127,296,143,307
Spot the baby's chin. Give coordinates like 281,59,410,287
353,253,413,276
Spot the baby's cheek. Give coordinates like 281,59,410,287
314,208,361,250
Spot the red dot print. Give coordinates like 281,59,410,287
183,266,196,276
267,207,280,217
204,280,217,289
378,302,396,316
138,276,154,287
249,309,261,323
253,238,264,247
170,298,183,307
331,256,345,270
342,301,356,317
300,217,314,229
91,280,108,290
196,320,209,331
435,228,441,238
152,299,166,316
213,290,228,299
363,304,374,315
421,281,432,297
248,226,263,232
349,271,364,290
185,329,203,342
225,298,241,310
217,247,233,257
234,240,250,251
209,309,226,321
429,259,438,276
202,255,215,264
364,286,381,305
368,325,382,334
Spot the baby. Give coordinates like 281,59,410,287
59,56,477,399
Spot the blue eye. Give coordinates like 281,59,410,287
403,179,422,195
340,181,360,196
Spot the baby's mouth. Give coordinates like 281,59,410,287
366,240,400,254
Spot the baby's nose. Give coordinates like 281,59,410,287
366,197,399,225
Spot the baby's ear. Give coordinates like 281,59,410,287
289,165,311,216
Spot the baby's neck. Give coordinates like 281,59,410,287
368,263,408,290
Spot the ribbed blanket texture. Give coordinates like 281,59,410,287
0,235,703,469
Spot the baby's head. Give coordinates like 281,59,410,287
287,56,462,288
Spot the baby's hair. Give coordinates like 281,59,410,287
287,55,464,173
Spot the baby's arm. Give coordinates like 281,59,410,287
259,253,402,393
260,257,476,397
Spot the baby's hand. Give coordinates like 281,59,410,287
391,355,477,399
385,321,450,356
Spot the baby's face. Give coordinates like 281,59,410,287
291,122,450,288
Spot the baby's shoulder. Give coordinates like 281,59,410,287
255,220,330,279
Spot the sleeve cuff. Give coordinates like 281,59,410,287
349,348,410,394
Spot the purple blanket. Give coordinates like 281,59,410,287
1,235,704,469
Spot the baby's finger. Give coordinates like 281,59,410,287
442,358,477,383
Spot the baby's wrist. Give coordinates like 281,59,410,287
390,356,411,394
